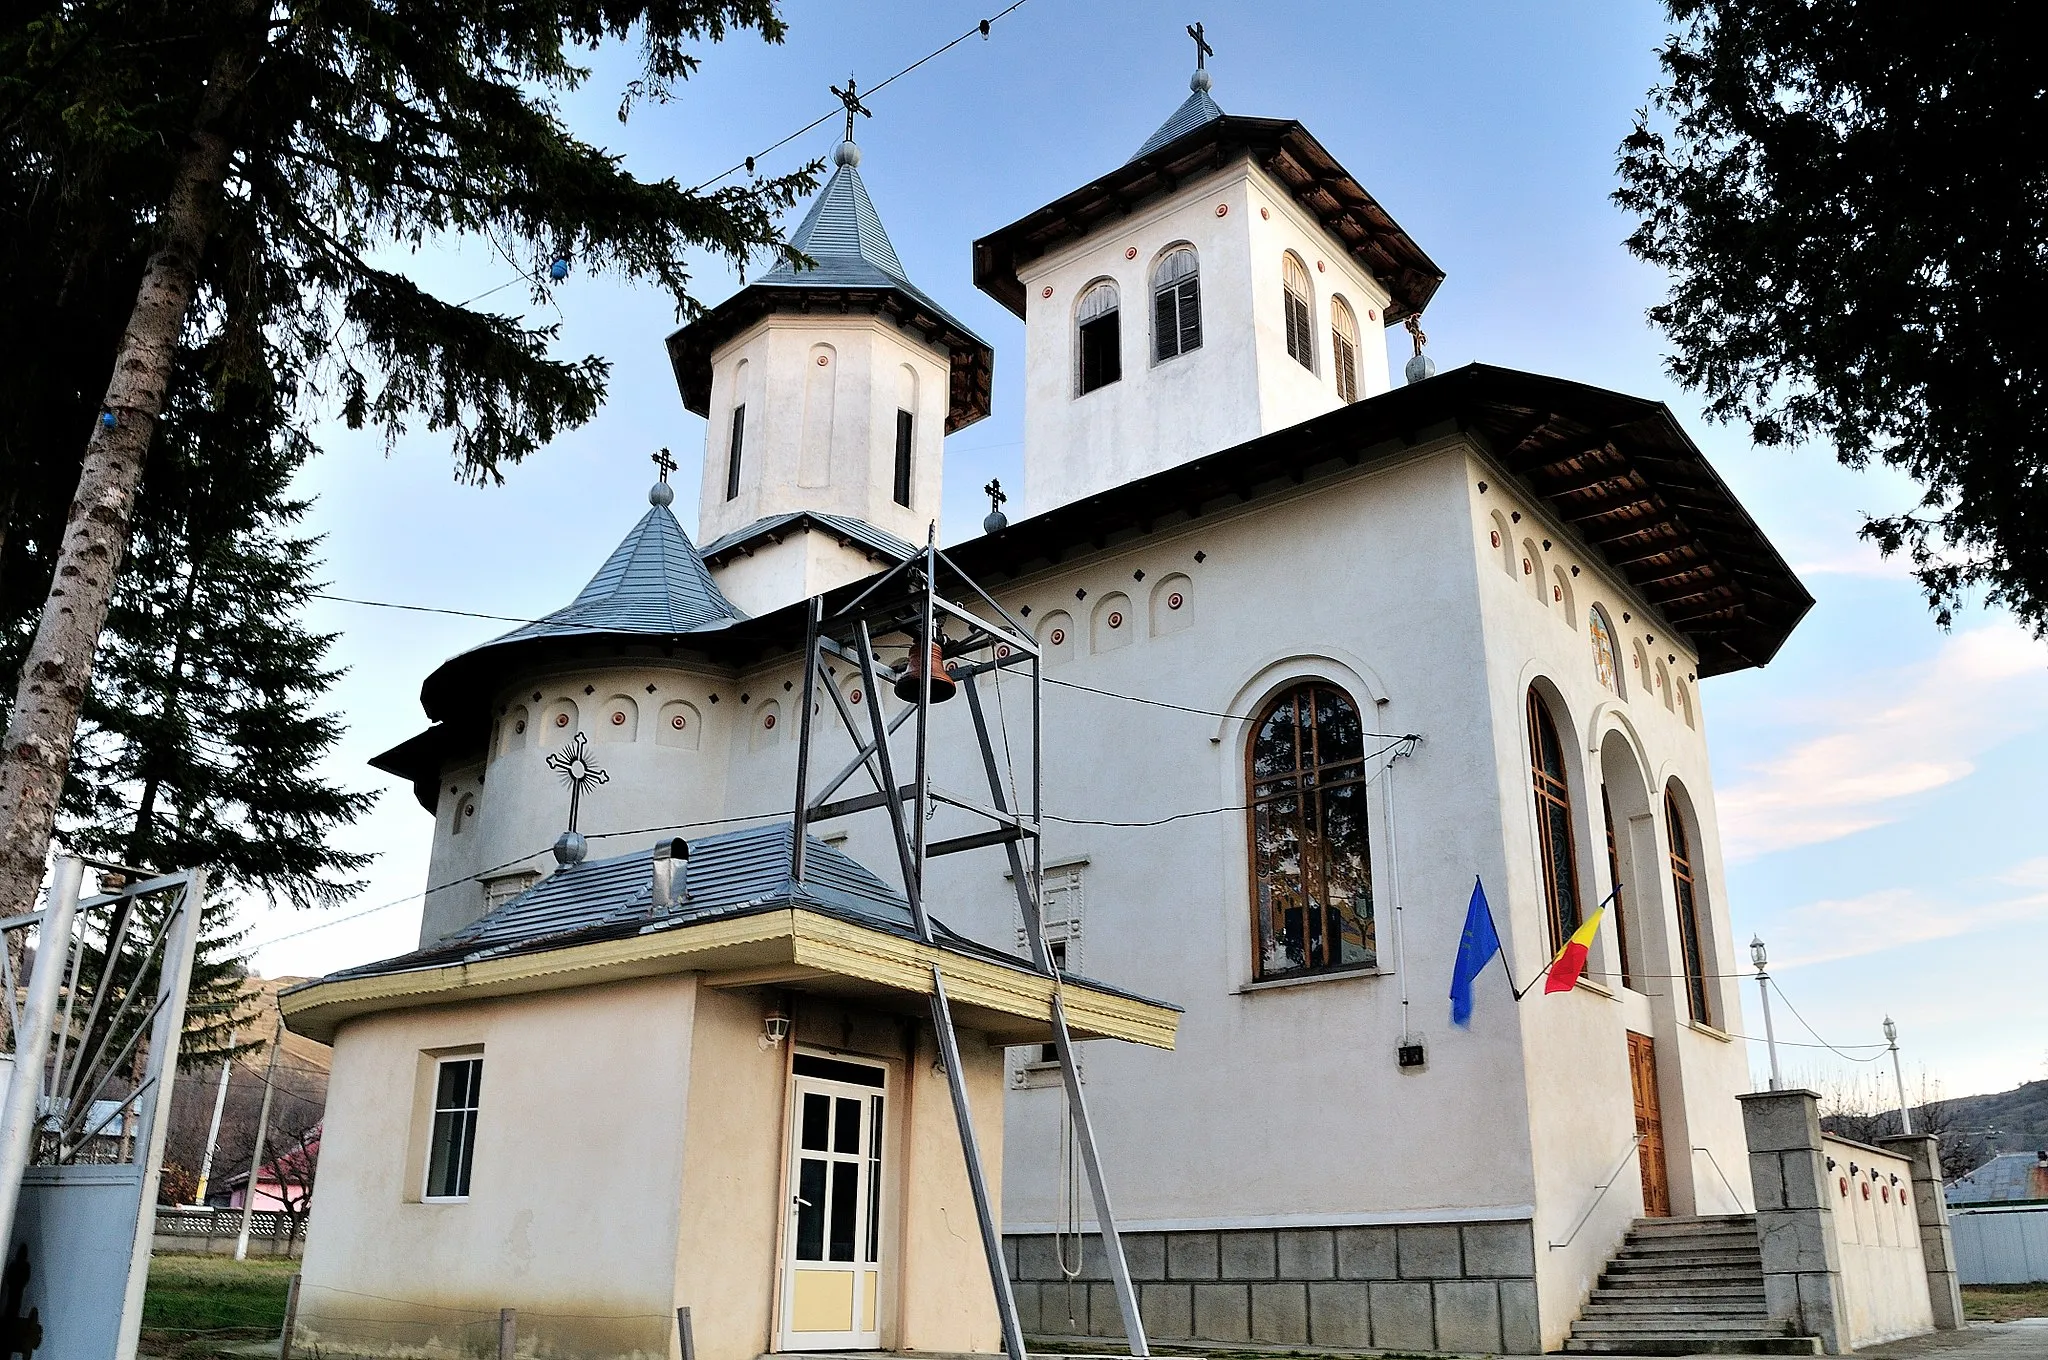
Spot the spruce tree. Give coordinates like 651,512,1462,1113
0,0,818,917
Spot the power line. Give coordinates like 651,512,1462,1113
1770,977,1887,1063
685,0,1037,194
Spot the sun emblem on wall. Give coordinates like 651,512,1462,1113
546,730,610,832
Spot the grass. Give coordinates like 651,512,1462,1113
1962,1283,2048,1323
142,1253,298,1357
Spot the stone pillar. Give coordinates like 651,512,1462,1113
1738,1090,1848,1355
1880,1132,1964,1330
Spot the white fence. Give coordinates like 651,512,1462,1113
1953,1205,2048,1285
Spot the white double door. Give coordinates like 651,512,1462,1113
779,1055,888,1351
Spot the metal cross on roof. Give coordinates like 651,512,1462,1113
1187,21,1212,70
546,731,610,832
652,446,677,483
830,75,872,143
984,478,1007,515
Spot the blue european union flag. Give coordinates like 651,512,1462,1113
1450,877,1502,1028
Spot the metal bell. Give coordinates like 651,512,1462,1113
893,641,958,704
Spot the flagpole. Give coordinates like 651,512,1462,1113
1510,884,1621,1000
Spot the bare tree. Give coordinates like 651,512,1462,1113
1812,1066,1972,1178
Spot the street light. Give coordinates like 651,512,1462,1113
1751,935,1782,1090
1885,1015,1914,1136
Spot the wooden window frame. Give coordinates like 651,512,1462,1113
1076,281,1122,395
1602,784,1634,989
1245,682,1376,981
1666,788,1712,1025
1282,253,1315,372
1528,688,1583,954
1330,296,1360,403
1151,246,1202,363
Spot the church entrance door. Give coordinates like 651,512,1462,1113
779,1053,888,1351
1627,1032,1671,1217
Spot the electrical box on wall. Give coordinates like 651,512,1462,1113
1397,1038,1426,1069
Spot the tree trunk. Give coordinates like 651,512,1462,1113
0,29,261,916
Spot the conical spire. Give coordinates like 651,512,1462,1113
491,489,744,644
761,151,911,290
1132,27,1225,160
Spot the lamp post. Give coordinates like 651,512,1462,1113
1750,935,1782,1090
1885,1015,1913,1136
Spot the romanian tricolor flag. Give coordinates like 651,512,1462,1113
1542,901,1609,994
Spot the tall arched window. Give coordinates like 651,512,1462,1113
1152,246,1201,362
1248,683,1374,979
1665,787,1711,1025
1076,280,1122,394
1282,253,1315,371
1330,296,1360,403
1528,688,1582,952
1589,606,1620,695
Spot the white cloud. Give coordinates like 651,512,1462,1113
1790,538,1916,582
1719,624,2048,861
1767,885,2048,969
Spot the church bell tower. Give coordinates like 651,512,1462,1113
665,83,993,616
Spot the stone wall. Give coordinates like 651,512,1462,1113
1006,1222,1540,1354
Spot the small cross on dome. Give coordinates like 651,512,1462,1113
1187,21,1213,70
649,446,678,506
653,447,677,482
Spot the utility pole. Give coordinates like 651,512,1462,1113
1885,1016,1913,1136
193,1028,237,1205
1749,936,1782,1090
235,1012,284,1260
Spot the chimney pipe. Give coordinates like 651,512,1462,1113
651,838,689,912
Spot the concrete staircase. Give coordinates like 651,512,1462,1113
1562,1215,1821,1355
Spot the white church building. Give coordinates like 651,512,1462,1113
283,56,1814,1360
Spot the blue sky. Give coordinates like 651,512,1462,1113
243,1,2048,1102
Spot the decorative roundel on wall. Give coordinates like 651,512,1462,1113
996,644,1012,658
815,354,828,366
1522,558,1533,575
1215,203,1228,217
763,713,776,730
554,712,570,727
849,687,862,704
1049,627,1066,646
671,714,687,730
1107,611,1123,629
464,804,475,817
1259,206,1270,220
1861,1182,1871,1200
1125,247,1137,260
1490,530,1502,548
1368,309,1378,321
514,720,526,734
1840,1177,1849,1196
1042,285,1053,299
1882,1185,1890,1202
1316,259,1325,272
1553,585,1562,602
610,711,626,726
1168,592,1184,610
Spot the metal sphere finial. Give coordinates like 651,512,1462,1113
1191,67,1213,93
834,139,861,168
649,480,675,507
553,830,588,866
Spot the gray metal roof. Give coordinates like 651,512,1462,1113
484,498,744,647
1132,87,1226,160
749,160,985,346
699,510,917,565
1948,1152,2048,1205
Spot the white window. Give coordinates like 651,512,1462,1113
1330,296,1360,403
1282,253,1315,371
483,872,538,913
1013,863,1085,1084
424,1056,482,1201
1151,246,1201,362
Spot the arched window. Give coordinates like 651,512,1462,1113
1589,607,1620,695
1665,788,1711,1025
1152,246,1202,362
1248,683,1374,979
1528,688,1582,952
1076,280,1122,394
1282,253,1315,371
1330,296,1360,403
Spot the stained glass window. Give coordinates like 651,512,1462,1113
1528,689,1582,953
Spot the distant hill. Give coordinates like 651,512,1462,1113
1940,1078,2048,1172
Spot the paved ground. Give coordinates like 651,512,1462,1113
1851,1321,2048,1359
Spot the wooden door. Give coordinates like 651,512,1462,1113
1627,1032,1671,1217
